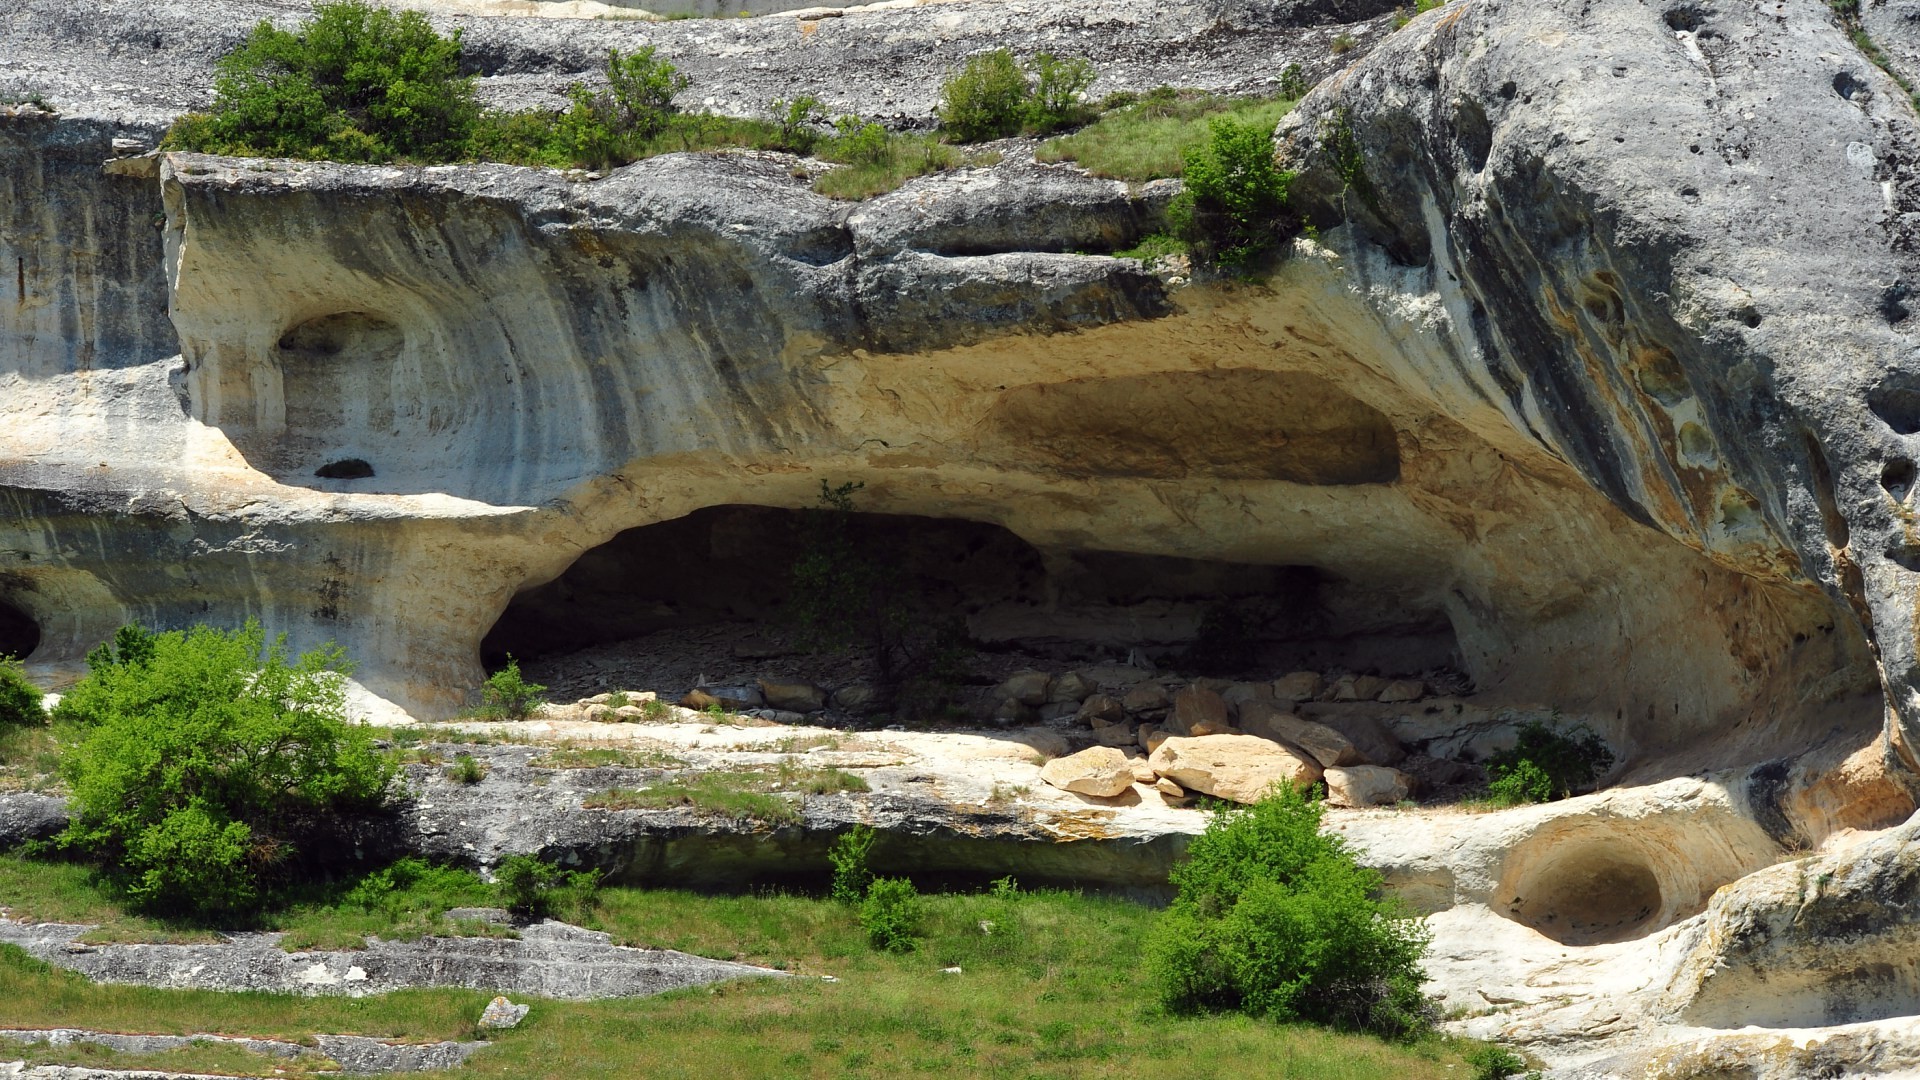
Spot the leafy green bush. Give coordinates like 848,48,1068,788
342,856,490,915
829,115,892,165
1168,116,1299,271
0,657,42,728
1146,782,1431,1037
938,49,1098,142
54,622,394,919
1483,721,1613,804
771,95,825,154
495,854,602,920
166,0,476,161
478,657,546,720
1278,63,1311,100
1024,53,1096,134
939,49,1031,142
828,824,877,906
860,876,923,952
446,753,488,785
1466,1043,1539,1080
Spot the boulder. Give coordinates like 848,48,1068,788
992,698,1036,724
1305,708,1408,767
1140,726,1171,753
1048,671,1093,704
1329,675,1389,702
1039,746,1135,797
1122,684,1170,714
1147,734,1323,804
1038,701,1080,722
1077,693,1125,726
478,996,530,1030
1272,671,1325,702
1221,681,1275,711
1154,777,1192,806
1186,715,1235,737
683,685,762,710
584,704,616,722
1170,685,1231,736
832,685,877,711
996,670,1053,707
612,704,650,721
581,693,613,706
1128,759,1157,784
1239,704,1367,768
1091,718,1138,748
1324,765,1412,807
1377,679,1426,704
758,679,827,713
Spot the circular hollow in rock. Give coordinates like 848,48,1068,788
0,599,40,661
1501,839,1664,946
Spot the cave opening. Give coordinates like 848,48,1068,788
0,598,40,661
1502,837,1666,946
480,505,1461,686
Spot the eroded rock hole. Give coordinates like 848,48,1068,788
1883,457,1916,499
481,506,1458,676
315,458,375,480
1504,841,1664,945
0,599,40,661
1835,70,1871,102
1664,6,1701,32
1870,376,1920,435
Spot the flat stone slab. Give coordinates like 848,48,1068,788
0,1029,483,1074
0,917,782,1000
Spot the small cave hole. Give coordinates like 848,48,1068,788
1664,6,1702,32
1883,282,1911,326
0,599,41,661
315,459,375,480
1870,378,1920,435
1835,70,1871,102
1883,457,1916,499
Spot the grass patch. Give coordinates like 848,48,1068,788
811,133,964,200
1036,92,1297,181
0,885,1485,1079
1117,233,1191,261
0,719,69,793
529,746,686,770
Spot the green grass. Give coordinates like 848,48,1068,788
0,719,68,793
0,883,1482,1079
812,134,965,200
1036,93,1297,181
1117,233,1191,261
529,746,686,770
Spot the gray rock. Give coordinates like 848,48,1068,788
0,1028,486,1075
477,995,531,1029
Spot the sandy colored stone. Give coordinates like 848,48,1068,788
758,679,826,712
1221,681,1275,711
1077,693,1125,726
1048,671,1093,704
1091,719,1137,748
832,685,876,711
1304,707,1408,766
1039,746,1135,798
1128,759,1157,784
1272,672,1325,702
996,671,1052,707
1239,703,1366,768
1140,727,1171,753
1376,678,1426,703
1170,685,1230,736
1324,765,1411,807
1147,734,1323,804
1122,684,1170,714
1329,675,1389,702
584,704,615,722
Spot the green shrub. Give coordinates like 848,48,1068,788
0,657,42,728
446,753,488,785
1483,721,1613,803
1278,63,1310,99
601,46,691,140
771,95,825,154
1024,52,1097,134
1466,1044,1538,1080
55,621,394,919
495,854,602,920
1146,782,1431,1037
828,824,877,906
828,115,892,166
938,49,1031,142
1168,116,1298,271
342,856,490,916
860,876,923,952
478,657,546,720
166,0,477,161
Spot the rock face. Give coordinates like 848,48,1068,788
1039,746,1134,797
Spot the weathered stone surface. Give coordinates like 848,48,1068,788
1300,706,1407,767
1047,671,1093,704
1147,734,1323,804
1039,746,1134,798
1376,679,1424,704
1121,684,1170,715
0,1027,484,1075
1169,686,1230,737
995,671,1052,708
477,995,530,1029
1239,703,1366,768
0,915,783,999
1076,693,1125,726
1323,765,1410,807
1090,719,1137,749
757,679,826,713
1272,672,1325,703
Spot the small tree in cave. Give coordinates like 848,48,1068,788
788,481,970,717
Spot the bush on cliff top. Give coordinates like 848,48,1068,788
0,656,42,728
55,621,395,919
167,1,478,162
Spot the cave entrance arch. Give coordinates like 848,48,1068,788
480,505,1462,687
0,598,40,661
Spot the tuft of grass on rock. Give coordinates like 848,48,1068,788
1036,91,1297,181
